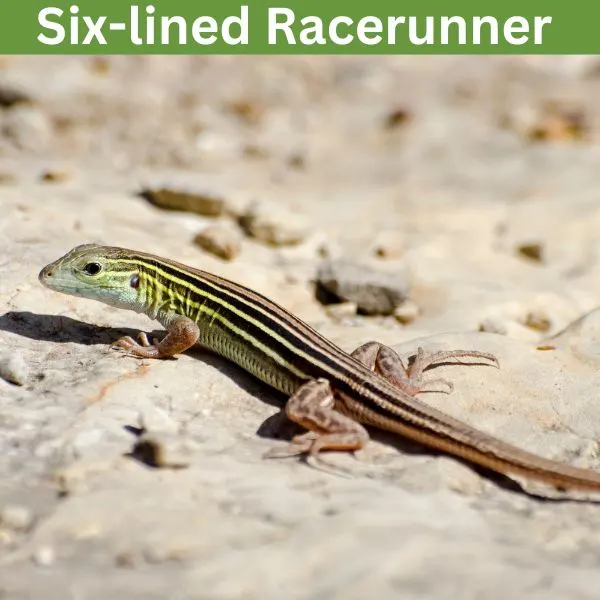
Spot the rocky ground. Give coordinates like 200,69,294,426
2,56,600,599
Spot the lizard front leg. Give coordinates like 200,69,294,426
351,341,499,396
111,315,200,359
264,378,370,469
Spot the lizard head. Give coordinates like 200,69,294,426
39,243,142,310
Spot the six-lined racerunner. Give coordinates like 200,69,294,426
38,244,600,493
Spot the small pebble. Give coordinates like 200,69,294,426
89,57,111,75
0,350,29,385
130,432,200,469
529,108,588,142
39,169,71,183
316,259,411,316
3,106,53,151
227,98,264,125
394,299,421,324
384,107,412,129
479,296,577,341
238,202,308,247
325,301,359,321
141,185,225,217
0,171,17,184
0,85,31,108
288,152,306,170
33,545,55,567
479,317,534,340
0,530,13,546
193,222,242,261
500,102,588,143
0,504,34,531
115,551,137,568
524,311,552,333
143,543,188,564
516,242,544,263
243,144,269,160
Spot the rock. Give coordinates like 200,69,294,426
0,171,17,184
324,301,359,322
140,185,226,217
287,152,306,170
316,259,411,315
32,545,55,567
0,504,35,531
383,107,412,130
2,106,53,151
130,432,200,469
226,98,264,126
515,241,544,264
238,202,309,247
39,169,72,183
499,102,589,143
0,85,32,108
394,299,421,324
0,350,29,385
193,222,242,261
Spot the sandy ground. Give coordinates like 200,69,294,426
2,56,600,599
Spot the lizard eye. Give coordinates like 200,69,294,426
83,262,102,276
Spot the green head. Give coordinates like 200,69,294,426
39,243,143,311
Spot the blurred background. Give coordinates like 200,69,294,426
3,55,600,337
2,55,597,182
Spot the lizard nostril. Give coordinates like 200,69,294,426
39,267,54,281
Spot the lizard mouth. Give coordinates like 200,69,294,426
38,261,77,294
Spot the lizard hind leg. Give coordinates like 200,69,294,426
263,378,370,475
350,342,499,397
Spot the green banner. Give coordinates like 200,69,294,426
0,0,594,54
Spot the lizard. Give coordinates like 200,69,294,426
37,243,600,493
